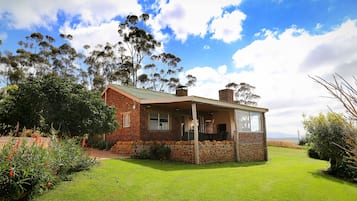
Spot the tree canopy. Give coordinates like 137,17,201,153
0,76,118,136
0,14,196,93
226,82,260,106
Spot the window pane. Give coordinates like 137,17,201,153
236,110,251,132
122,113,130,128
150,112,158,120
149,112,158,130
159,113,169,130
250,112,262,132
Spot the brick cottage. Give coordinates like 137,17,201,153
102,85,269,164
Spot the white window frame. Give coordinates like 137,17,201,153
122,112,130,128
149,111,170,130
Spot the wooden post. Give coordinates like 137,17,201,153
262,112,268,161
192,103,199,164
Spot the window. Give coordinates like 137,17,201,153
122,113,130,128
235,110,262,132
149,111,170,130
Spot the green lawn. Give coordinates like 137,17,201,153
35,147,357,201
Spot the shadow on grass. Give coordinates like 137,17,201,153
310,170,357,186
114,158,267,171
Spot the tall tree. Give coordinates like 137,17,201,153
84,42,131,91
226,82,260,106
0,33,85,85
118,14,160,87
139,53,182,91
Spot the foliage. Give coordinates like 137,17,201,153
0,136,96,201
0,20,196,93
226,82,260,106
118,14,160,87
84,42,131,91
311,74,357,181
149,144,171,160
298,137,308,146
0,76,118,136
303,112,354,177
35,147,357,201
0,33,85,85
87,135,108,150
134,150,151,159
307,148,325,160
117,14,196,92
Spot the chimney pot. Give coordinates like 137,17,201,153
176,86,188,96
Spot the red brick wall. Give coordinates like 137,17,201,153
104,88,182,143
238,132,266,161
104,88,141,144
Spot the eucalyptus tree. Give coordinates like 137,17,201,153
226,82,261,106
138,53,182,91
0,33,85,85
118,14,160,87
84,42,131,91
51,34,85,82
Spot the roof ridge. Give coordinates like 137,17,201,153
109,84,177,100
111,84,173,95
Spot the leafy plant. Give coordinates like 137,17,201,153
0,76,118,137
149,144,171,160
134,150,151,159
0,136,96,201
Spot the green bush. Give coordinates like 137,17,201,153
50,138,96,180
298,137,308,146
150,144,171,160
87,135,107,150
134,150,151,159
307,148,320,159
0,137,96,201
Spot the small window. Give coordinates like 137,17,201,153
149,111,170,130
122,113,130,128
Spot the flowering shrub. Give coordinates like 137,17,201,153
0,136,96,201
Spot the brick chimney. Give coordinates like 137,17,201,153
219,89,234,103
176,86,188,96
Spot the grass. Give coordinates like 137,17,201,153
35,147,357,201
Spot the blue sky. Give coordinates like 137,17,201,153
1,0,357,138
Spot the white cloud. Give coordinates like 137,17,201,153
185,19,357,137
209,10,246,43
0,0,142,29
152,0,243,42
60,20,120,52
